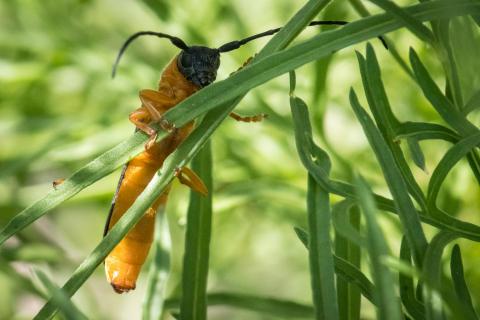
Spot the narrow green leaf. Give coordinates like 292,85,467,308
462,88,480,115
399,238,425,320
427,132,480,209
180,141,213,320
165,292,315,318
294,227,377,305
395,122,460,143
334,202,362,320
349,89,428,267
450,245,478,319
409,48,478,136
142,208,171,320
358,45,427,210
332,200,366,247
306,175,339,320
354,175,402,320
290,70,338,320
407,137,427,172
34,270,88,320
367,0,434,43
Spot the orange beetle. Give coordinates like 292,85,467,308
104,20,352,293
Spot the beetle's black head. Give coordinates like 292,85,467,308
177,46,220,88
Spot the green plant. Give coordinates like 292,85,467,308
1,0,479,319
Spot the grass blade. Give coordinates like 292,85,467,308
399,238,425,320
333,202,362,320
354,175,402,320
290,71,338,320
34,270,88,320
349,89,428,267
179,141,213,320
367,0,434,43
462,88,480,115
294,227,377,305
166,292,315,318
450,245,478,319
356,177,403,320
142,208,171,320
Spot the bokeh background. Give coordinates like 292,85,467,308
1,0,479,319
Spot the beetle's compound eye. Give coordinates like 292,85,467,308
180,52,193,68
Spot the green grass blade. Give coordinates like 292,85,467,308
462,88,480,115
306,175,339,320
358,45,427,209
349,89,428,267
165,292,315,318
409,48,478,136
290,71,338,320
395,122,460,143
294,227,377,305
367,0,434,43
0,131,148,245
334,202,362,320
142,208,171,320
407,137,427,172
332,200,365,247
422,232,457,320
427,132,480,209
399,237,425,320
450,245,478,319
34,270,88,320
179,141,213,320
354,175,402,320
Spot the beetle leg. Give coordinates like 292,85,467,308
229,56,255,76
139,89,176,133
174,167,208,196
129,109,159,150
229,112,268,123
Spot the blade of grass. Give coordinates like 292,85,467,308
142,207,171,320
349,89,428,267
165,292,315,318
407,137,427,172
2,0,479,246
395,122,460,143
367,0,434,43
354,175,402,320
334,202,362,320
179,141,213,320
332,200,366,247
34,270,88,320
399,237,425,320
294,227,376,305
450,245,478,319
290,71,338,320
462,89,480,115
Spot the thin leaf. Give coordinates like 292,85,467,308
165,292,315,318
399,237,425,320
367,0,434,43
450,245,478,319
395,122,460,143
34,270,88,320
407,137,427,172
332,200,366,247
462,88,480,115
349,89,428,267
179,141,213,320
294,227,376,305
142,208,171,320
354,175,402,320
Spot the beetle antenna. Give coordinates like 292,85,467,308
112,31,189,78
217,20,388,52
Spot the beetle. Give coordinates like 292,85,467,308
104,20,357,293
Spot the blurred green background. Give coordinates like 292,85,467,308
1,0,479,319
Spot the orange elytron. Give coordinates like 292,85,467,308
105,20,350,293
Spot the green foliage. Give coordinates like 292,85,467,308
1,0,480,319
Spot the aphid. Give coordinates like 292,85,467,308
104,20,355,293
